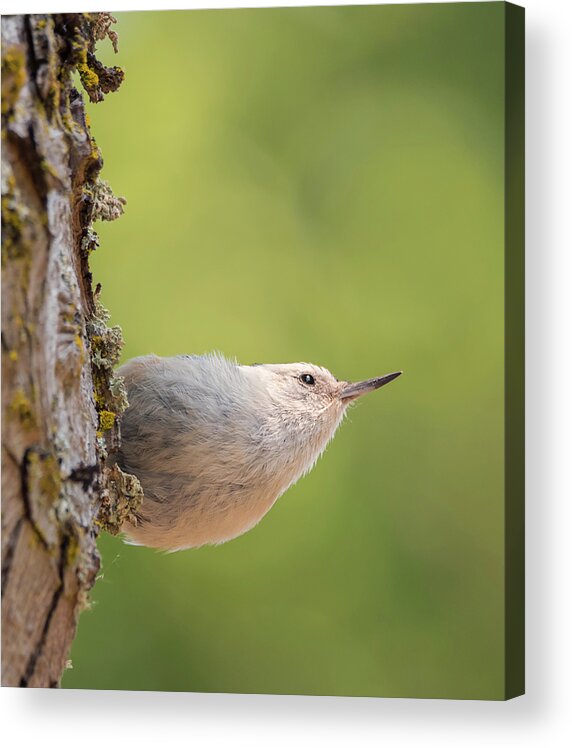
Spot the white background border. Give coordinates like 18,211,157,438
2,1,571,745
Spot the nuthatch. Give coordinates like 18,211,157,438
117,353,401,551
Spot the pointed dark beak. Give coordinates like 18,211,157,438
340,371,402,402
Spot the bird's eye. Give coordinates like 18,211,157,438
299,373,315,385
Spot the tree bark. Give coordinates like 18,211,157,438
2,13,140,687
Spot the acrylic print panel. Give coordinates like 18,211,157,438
19,2,526,699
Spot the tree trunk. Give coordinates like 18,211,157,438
2,13,141,687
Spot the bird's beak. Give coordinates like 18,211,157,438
340,371,402,402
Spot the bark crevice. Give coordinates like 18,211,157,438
19,534,68,686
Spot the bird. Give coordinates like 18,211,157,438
116,352,401,551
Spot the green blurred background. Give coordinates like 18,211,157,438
63,3,506,699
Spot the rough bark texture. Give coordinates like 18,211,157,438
1,13,141,688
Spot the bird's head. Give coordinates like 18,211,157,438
242,361,402,443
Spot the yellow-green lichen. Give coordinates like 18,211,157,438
1,48,26,117
77,61,100,92
87,300,128,460
98,409,116,431
66,535,80,566
70,31,98,99
22,449,63,550
68,15,124,104
1,192,30,266
33,453,62,504
74,333,85,365
40,158,60,179
9,388,36,429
